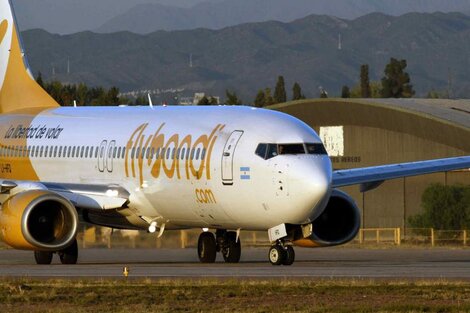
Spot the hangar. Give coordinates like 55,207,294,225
272,99,470,233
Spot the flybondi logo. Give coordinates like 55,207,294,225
125,123,225,185
0,20,7,46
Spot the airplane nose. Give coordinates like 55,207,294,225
287,156,332,223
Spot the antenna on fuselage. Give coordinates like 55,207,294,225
148,93,154,109
73,100,77,108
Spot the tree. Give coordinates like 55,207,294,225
197,96,210,105
341,85,350,98
134,95,148,105
254,89,266,107
209,97,218,105
381,58,415,98
408,184,470,230
274,76,287,104
264,88,274,106
292,82,305,100
36,72,44,87
360,64,371,98
225,90,242,105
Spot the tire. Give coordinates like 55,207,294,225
282,246,295,266
59,239,78,264
268,245,285,266
222,232,241,263
198,232,217,263
34,251,53,265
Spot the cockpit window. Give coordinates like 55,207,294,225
256,142,328,160
306,143,328,155
255,143,267,159
278,144,305,155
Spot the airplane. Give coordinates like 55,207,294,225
0,0,469,266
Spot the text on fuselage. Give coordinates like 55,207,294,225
125,123,225,185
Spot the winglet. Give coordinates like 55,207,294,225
0,0,59,113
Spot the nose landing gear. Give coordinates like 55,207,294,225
197,230,241,263
268,242,295,266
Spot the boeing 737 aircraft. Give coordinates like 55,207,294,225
0,0,469,266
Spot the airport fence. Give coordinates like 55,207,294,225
1,226,470,249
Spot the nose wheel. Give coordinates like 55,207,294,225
269,243,295,266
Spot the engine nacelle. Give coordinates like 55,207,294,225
294,189,361,248
0,190,78,251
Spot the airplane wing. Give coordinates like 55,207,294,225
332,156,470,192
0,181,130,211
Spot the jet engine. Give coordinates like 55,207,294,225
294,189,361,247
0,190,78,251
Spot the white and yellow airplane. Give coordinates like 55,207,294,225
0,0,469,266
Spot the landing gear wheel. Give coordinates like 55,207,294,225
282,245,295,266
59,239,78,264
34,251,53,265
222,232,241,263
269,245,285,266
198,232,217,263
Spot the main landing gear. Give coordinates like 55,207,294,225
34,239,78,265
197,230,241,263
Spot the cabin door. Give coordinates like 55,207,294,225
221,130,243,185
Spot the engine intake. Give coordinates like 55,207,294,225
0,190,78,251
294,189,361,247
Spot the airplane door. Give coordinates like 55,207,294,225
222,130,243,185
106,140,116,173
98,140,107,172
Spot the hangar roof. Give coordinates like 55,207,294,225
271,98,470,153
360,99,470,130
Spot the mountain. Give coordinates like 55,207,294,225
96,0,470,34
13,0,470,35
22,12,470,102
12,0,220,34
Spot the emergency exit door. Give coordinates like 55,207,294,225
221,130,243,185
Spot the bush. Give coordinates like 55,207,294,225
408,184,470,230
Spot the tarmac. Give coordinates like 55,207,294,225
1,247,470,279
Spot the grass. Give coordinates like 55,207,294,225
1,278,470,312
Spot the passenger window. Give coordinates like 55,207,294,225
201,148,206,160
121,147,126,159
196,148,200,160
54,146,58,158
40,146,44,157
85,146,89,158
80,146,84,158
190,148,195,160
176,148,180,159
58,146,62,158
171,148,175,159
181,148,186,160
166,148,171,159
95,147,99,158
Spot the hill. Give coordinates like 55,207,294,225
96,0,470,34
13,0,470,34
22,12,470,102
